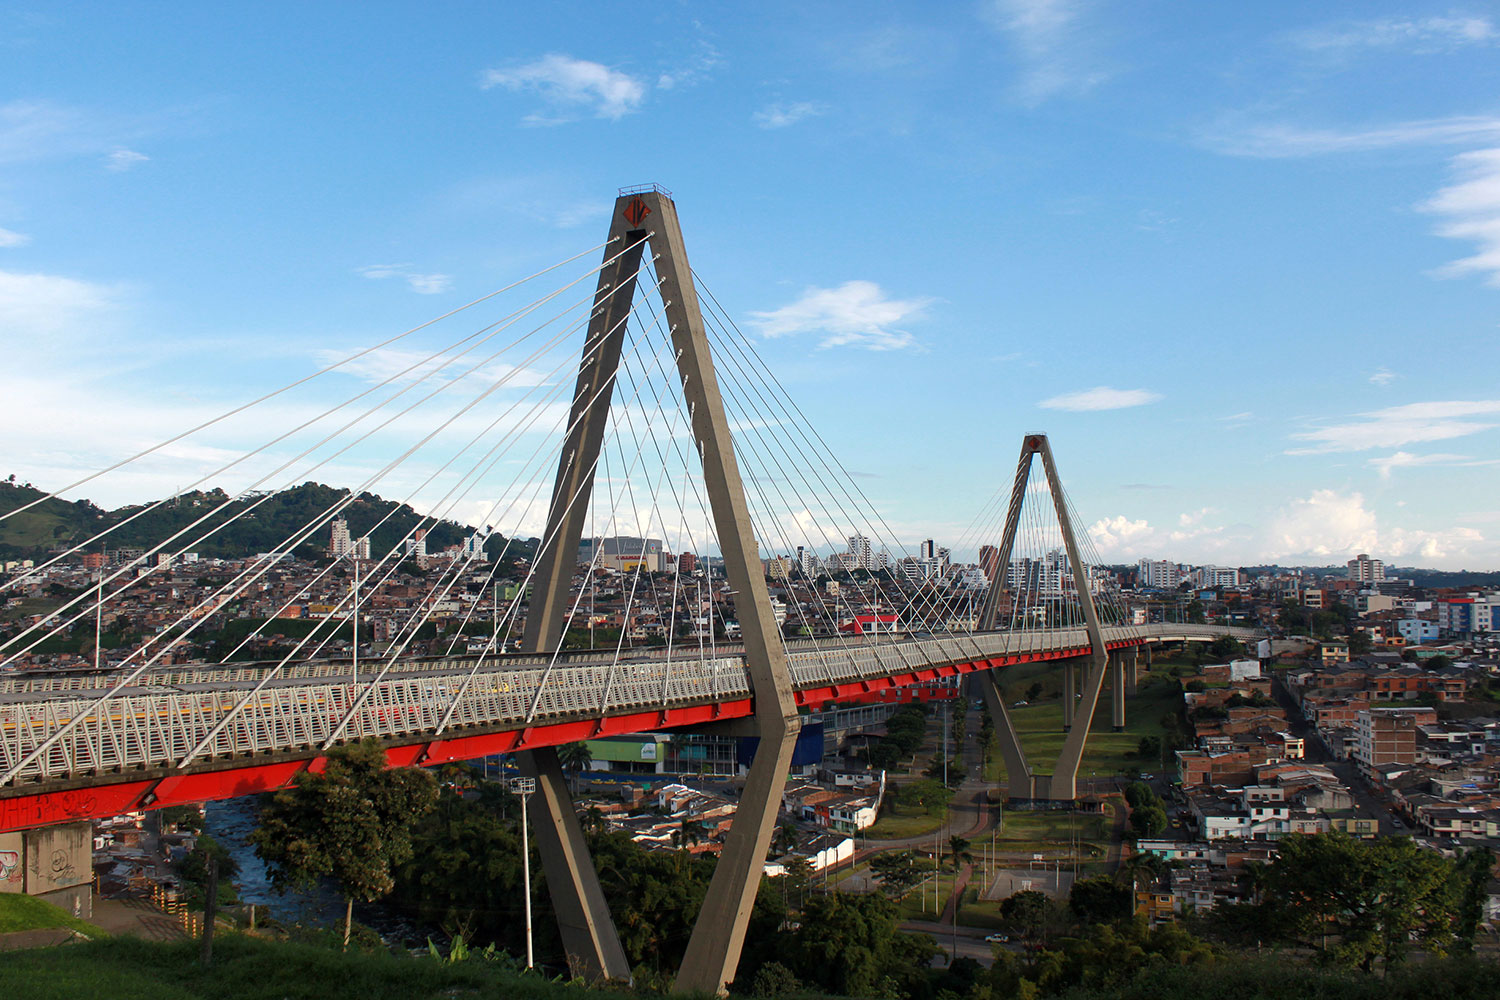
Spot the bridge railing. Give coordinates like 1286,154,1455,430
0,624,1255,784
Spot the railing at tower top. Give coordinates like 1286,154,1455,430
0,623,1258,785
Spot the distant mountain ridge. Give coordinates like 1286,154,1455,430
0,480,520,562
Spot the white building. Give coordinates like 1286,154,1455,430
1137,558,1183,590
1347,553,1385,582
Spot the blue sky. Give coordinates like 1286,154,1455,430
3,2,1500,569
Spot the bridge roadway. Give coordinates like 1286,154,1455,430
0,624,1257,831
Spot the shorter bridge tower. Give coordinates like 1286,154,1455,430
973,434,1131,804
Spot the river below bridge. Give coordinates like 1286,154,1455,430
203,796,439,947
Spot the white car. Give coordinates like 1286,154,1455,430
984,933,1009,943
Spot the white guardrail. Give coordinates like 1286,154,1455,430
0,624,1259,784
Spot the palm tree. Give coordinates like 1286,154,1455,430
582,804,607,838
556,741,593,793
949,835,973,870
674,818,708,852
768,821,798,859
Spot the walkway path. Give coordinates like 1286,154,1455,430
90,894,188,942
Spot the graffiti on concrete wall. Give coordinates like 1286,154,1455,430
0,831,24,892
25,822,89,892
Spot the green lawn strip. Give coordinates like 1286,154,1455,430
894,872,958,922
0,893,109,938
0,935,587,1000
865,810,944,839
1003,678,1181,777
956,898,1007,930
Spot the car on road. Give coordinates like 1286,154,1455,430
1012,700,1028,707
984,933,1010,943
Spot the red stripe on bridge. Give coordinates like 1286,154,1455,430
0,641,1138,832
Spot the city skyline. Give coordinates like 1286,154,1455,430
3,4,1499,568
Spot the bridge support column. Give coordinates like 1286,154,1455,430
517,747,631,980
1061,656,1077,731
1127,646,1139,694
634,189,800,997
976,669,1034,802
1110,650,1126,732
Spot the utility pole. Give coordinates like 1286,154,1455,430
200,854,218,967
510,775,537,969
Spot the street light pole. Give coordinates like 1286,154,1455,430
510,776,537,969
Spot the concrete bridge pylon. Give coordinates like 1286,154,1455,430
519,186,799,995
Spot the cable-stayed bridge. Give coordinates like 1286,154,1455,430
0,186,1258,992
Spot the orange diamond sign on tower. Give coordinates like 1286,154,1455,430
623,196,650,226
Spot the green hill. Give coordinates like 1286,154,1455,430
0,481,532,564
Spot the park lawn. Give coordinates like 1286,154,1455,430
957,898,1007,930
993,809,1109,859
0,893,109,937
1003,676,1183,779
866,809,945,839
894,872,958,922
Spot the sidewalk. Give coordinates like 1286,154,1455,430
90,894,189,942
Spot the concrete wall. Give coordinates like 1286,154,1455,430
0,830,22,893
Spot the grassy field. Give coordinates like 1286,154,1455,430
984,673,1182,782
894,872,958,922
0,935,588,1000
865,807,945,839
0,894,108,938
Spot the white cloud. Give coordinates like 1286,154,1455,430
0,269,120,335
655,39,722,92
752,102,825,129
1089,514,1155,553
1205,114,1500,159
357,263,451,295
104,147,148,171
1265,489,1484,562
1088,508,1234,560
1290,16,1496,52
1038,386,1162,411
981,0,1108,104
1289,399,1500,453
0,227,29,247
1423,147,1500,286
0,99,90,164
1368,451,1500,479
1369,367,1396,386
749,280,930,350
481,55,646,122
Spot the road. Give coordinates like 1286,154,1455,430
899,920,1005,966
1269,675,1402,829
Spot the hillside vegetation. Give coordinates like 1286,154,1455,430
0,480,528,562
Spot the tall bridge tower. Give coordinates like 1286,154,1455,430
519,186,798,994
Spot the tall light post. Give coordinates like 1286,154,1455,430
510,775,537,969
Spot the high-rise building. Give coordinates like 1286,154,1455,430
1137,558,1182,589
1347,553,1385,582
330,517,354,559
846,533,873,571
1354,707,1421,772
678,551,697,574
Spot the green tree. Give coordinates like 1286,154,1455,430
869,850,923,899
1263,831,1458,969
1068,876,1133,925
175,834,239,908
778,892,939,997
252,738,439,947
555,741,594,792
1130,805,1168,839
1000,888,1051,939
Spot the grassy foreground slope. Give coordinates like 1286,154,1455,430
1,936,592,1000
0,894,108,938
